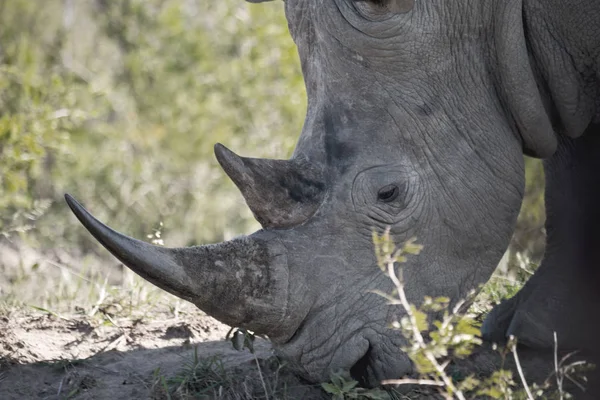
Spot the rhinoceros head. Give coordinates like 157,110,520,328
66,0,558,386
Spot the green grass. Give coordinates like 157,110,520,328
0,246,193,322
151,348,324,400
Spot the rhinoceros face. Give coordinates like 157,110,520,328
66,0,549,387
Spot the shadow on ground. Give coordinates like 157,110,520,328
1,311,598,399
0,243,597,399
1,336,323,400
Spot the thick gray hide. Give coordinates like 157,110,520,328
67,0,600,390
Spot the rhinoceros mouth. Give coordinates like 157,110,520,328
271,303,413,385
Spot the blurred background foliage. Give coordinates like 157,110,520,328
1,0,304,254
1,0,544,271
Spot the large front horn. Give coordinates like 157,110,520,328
65,194,292,337
214,144,325,228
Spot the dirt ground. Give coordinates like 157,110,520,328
0,243,595,400
0,242,324,399
0,310,325,399
2,310,590,400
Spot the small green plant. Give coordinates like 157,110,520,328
227,327,259,354
154,328,297,400
371,227,591,400
162,349,232,399
322,370,390,400
227,328,272,399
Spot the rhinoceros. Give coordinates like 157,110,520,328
66,0,600,388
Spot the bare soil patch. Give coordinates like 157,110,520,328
0,311,323,399
0,243,595,399
0,242,323,399
1,311,229,364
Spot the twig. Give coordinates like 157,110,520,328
564,371,587,392
45,259,94,284
253,354,269,400
101,333,126,352
554,331,564,400
27,304,70,321
510,335,535,400
88,277,109,317
382,378,445,386
57,374,66,396
387,257,466,400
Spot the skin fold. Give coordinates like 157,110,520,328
66,0,600,390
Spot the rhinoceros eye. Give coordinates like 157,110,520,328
377,184,400,202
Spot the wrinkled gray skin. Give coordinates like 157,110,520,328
66,0,600,388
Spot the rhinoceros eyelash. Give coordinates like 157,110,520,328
361,0,385,5
377,184,400,202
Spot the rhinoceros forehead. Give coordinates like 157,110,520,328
293,103,409,182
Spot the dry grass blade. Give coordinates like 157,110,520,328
554,331,564,400
382,378,445,387
510,335,535,400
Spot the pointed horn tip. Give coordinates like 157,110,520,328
213,143,236,161
213,142,226,155
64,194,115,242
64,193,106,237
64,192,75,203
214,143,247,175
64,193,84,217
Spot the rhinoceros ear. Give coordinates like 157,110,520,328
214,144,325,229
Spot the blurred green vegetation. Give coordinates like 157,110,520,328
1,0,304,251
505,158,546,277
0,0,545,272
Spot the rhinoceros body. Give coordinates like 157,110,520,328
66,0,600,389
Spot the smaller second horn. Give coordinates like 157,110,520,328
214,144,325,229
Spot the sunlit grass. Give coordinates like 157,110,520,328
0,247,196,323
